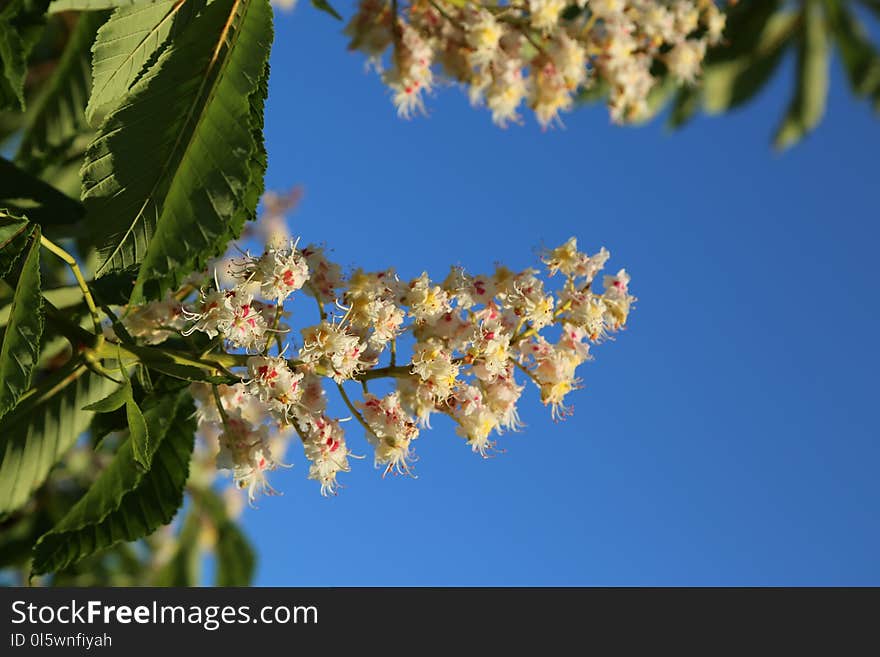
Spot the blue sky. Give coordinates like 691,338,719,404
236,5,880,585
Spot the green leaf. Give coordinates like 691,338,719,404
49,0,155,12
82,378,131,412
0,286,83,329
14,12,106,175
710,0,783,63
153,508,201,586
0,0,52,111
90,405,128,444
857,0,880,20
81,0,273,303
827,0,880,98
142,360,235,384
666,86,702,129
0,212,30,250
86,0,205,126
774,1,830,150
0,362,119,516
31,389,196,575
310,0,341,20
82,370,152,468
575,78,609,106
0,157,85,228
0,211,36,279
125,396,149,468
702,11,798,115
0,23,27,111
88,266,138,305
0,226,44,421
629,75,676,125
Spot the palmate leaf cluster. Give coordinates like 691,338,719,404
0,0,274,584
580,0,880,149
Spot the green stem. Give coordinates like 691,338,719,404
357,364,413,382
211,384,231,430
512,358,541,387
307,282,327,321
39,235,102,342
336,381,377,440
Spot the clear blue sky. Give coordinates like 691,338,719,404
238,5,880,585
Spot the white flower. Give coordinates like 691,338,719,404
411,340,460,400
404,272,453,322
216,289,269,351
344,0,718,127
666,39,706,84
529,0,568,33
122,291,187,345
149,231,637,497
299,321,368,383
302,245,343,303
704,4,726,45
451,385,500,457
184,286,269,351
466,10,504,67
357,392,419,476
487,58,528,127
602,268,635,326
230,242,310,303
246,356,304,420
300,414,352,496
385,23,434,118
481,367,525,432
216,414,286,506
530,60,573,128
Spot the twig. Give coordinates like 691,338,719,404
336,381,377,439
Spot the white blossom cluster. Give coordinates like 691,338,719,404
345,0,726,127
121,234,635,504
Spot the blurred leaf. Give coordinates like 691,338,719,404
0,157,85,228
702,11,798,114
31,389,196,575
0,23,28,111
857,0,880,20
310,0,341,21
560,4,583,22
774,1,830,149
15,12,106,174
0,515,40,568
0,0,52,110
667,85,702,129
712,0,784,62
632,75,677,125
0,284,85,328
0,226,44,422
153,509,201,586
49,0,153,11
0,361,119,516
198,489,255,586
81,0,272,303
659,0,880,148
827,0,880,97
575,78,609,106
